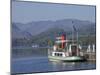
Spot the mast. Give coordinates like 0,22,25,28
72,21,74,44
77,31,78,45
72,21,79,56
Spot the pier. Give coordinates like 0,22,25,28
83,52,96,61
81,44,96,61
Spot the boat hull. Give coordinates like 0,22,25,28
48,56,86,62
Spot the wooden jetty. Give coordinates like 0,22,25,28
83,52,96,61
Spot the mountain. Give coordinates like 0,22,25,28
12,23,32,39
12,19,96,39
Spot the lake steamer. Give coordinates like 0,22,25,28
48,34,86,62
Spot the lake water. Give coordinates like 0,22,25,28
11,56,96,74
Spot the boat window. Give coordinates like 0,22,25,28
57,53,59,56
60,54,62,56
55,53,62,56
55,53,56,56
55,53,57,56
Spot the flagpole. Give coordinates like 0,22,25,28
72,27,74,44
72,21,79,56
76,27,78,44
72,21,74,44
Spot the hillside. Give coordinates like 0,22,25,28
12,19,96,46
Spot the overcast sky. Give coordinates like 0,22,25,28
12,1,96,23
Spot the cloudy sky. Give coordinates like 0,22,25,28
12,1,96,23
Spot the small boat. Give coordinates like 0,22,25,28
32,44,39,48
48,56,85,62
48,34,86,62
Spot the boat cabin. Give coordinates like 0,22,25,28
71,44,78,56
52,52,66,57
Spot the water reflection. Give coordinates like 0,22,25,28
11,57,96,74
49,60,96,71
50,61,77,71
